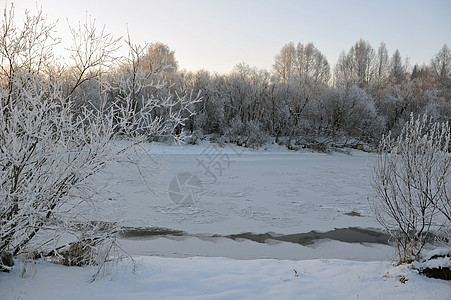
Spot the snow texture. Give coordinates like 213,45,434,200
1,256,450,299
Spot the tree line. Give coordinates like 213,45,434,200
30,28,448,151
166,40,450,149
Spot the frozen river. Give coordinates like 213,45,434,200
97,142,394,261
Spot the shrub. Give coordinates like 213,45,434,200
371,114,450,264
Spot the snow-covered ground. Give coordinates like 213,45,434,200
1,141,450,299
2,256,450,300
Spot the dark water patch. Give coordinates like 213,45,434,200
278,227,390,245
344,211,363,217
226,232,278,244
119,226,390,246
119,227,186,239
227,227,390,246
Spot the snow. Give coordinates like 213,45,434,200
105,141,380,236
96,141,392,260
1,256,450,299
1,141,450,299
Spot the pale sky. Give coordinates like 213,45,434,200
11,0,451,73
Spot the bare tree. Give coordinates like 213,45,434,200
273,42,296,83
373,42,389,87
139,42,178,76
65,15,120,98
295,42,330,84
371,114,450,264
0,4,60,108
389,49,407,84
430,45,450,86
334,39,375,88
334,51,359,89
430,44,451,99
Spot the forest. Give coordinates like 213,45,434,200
172,40,450,150
71,39,451,150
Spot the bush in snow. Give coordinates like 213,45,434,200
242,120,270,148
224,117,269,148
371,114,450,264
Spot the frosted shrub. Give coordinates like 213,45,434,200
225,117,269,148
225,116,245,143
372,114,450,264
243,120,270,148
320,86,381,143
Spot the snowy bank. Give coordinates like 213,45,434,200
1,256,450,300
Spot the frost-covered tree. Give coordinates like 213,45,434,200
430,44,451,99
0,5,198,271
273,41,330,85
430,45,451,86
294,42,330,84
350,39,375,88
389,49,407,84
139,42,178,76
319,86,381,142
273,42,296,83
271,42,331,146
334,51,359,89
225,64,271,131
372,114,450,264
334,39,375,88
371,42,390,91
175,69,211,135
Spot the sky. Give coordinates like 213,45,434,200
10,0,451,74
